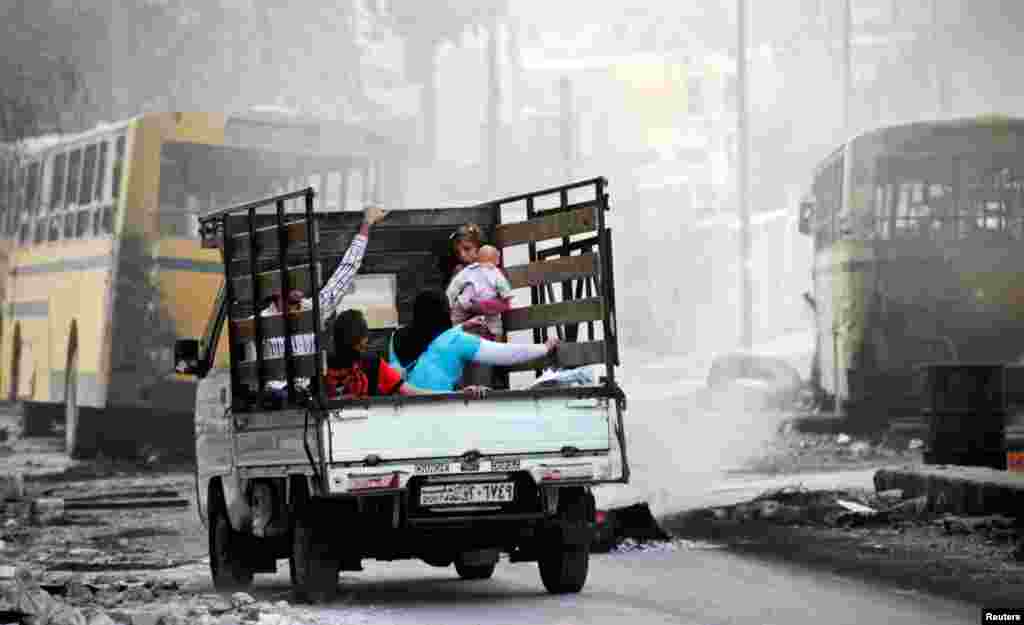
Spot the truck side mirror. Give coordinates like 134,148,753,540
798,200,815,235
174,338,202,376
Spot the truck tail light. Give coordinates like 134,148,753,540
348,472,399,491
538,463,594,482
595,510,607,525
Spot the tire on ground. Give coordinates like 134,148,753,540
538,487,591,594
208,483,255,591
291,495,341,604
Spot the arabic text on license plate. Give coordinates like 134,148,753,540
419,482,515,506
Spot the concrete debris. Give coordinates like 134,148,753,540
849,441,872,457
882,496,929,519
84,609,117,625
229,592,255,609
941,515,1017,535
31,498,66,525
876,489,904,503
0,473,25,501
835,500,877,515
613,537,721,553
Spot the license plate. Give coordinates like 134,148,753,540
419,482,515,506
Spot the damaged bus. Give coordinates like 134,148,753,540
799,115,1024,424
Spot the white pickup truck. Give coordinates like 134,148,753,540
176,179,629,603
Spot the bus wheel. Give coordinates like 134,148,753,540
538,489,591,594
209,496,254,590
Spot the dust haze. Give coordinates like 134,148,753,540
5,0,1024,513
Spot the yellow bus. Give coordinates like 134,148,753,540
799,115,1024,421
0,112,402,450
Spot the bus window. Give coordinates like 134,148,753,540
50,153,66,211
94,142,108,203
80,144,98,204
76,210,91,238
33,218,45,245
66,149,81,207
811,155,843,249
111,136,125,200
25,162,40,217
102,205,116,234
48,215,61,242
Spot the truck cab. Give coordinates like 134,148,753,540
176,179,629,602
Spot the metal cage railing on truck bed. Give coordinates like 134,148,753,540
199,187,325,412
490,177,620,384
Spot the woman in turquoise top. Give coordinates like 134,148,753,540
389,291,559,392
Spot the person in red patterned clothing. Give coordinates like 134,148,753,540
325,309,484,399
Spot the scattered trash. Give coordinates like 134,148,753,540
31,497,65,524
613,538,721,553
849,441,872,457
835,500,877,515
836,433,852,445
0,472,25,501
908,438,924,450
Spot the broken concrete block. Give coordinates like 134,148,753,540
885,495,929,519
876,489,904,502
31,497,65,524
84,609,118,625
45,602,88,625
230,592,255,609
836,499,877,515
0,473,24,501
849,441,872,457
756,500,782,520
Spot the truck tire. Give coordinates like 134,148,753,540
538,489,590,594
287,477,309,587
209,492,254,590
454,561,496,580
291,500,339,604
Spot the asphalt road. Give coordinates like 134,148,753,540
224,543,977,625
170,347,976,624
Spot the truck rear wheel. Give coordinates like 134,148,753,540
291,501,339,604
455,561,496,580
209,493,254,590
538,489,591,594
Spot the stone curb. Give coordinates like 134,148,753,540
874,464,1024,517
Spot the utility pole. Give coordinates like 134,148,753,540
930,0,948,116
737,0,752,351
487,15,501,193
841,0,852,134
559,76,574,181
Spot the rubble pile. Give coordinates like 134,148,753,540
0,567,332,625
612,538,722,554
702,484,1024,557
739,431,924,474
